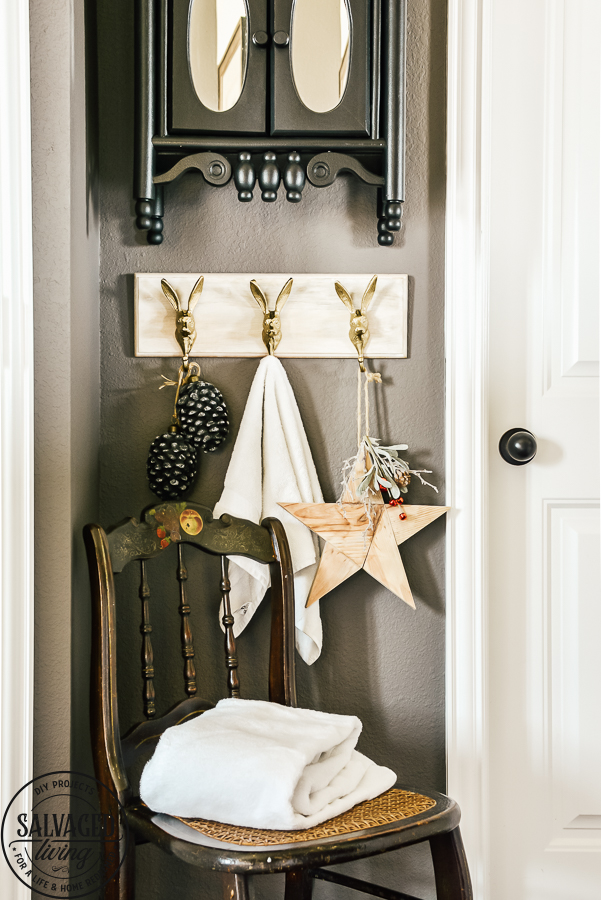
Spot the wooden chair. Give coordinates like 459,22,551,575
84,501,472,900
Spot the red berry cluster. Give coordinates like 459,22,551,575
387,497,407,520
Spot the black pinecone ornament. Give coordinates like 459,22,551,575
176,377,229,452
147,427,198,500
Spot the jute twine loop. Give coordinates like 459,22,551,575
357,365,382,448
159,361,202,426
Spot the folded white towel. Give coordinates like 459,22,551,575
214,356,324,665
140,698,396,830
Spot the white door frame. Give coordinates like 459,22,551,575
0,1,35,897
445,0,491,897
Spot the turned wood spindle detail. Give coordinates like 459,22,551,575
147,184,164,245
220,556,240,698
139,559,156,718
283,152,305,203
377,200,402,246
259,152,280,202
176,544,197,697
234,152,256,202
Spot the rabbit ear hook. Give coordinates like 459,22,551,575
157,277,204,429
161,277,203,369
250,277,293,355
335,275,378,372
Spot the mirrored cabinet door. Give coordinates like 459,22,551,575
168,0,372,136
171,0,267,133
272,0,371,136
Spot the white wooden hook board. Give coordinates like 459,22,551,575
134,273,408,358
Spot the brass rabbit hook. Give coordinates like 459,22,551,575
335,275,378,372
161,276,204,368
250,277,293,356
161,275,205,369
160,276,204,426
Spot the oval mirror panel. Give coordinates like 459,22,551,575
291,0,350,113
189,0,248,112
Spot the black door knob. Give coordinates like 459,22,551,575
499,428,537,465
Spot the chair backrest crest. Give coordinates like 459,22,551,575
107,501,275,573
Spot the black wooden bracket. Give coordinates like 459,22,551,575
153,152,232,187
307,152,404,245
306,152,384,188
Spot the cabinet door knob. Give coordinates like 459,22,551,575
499,428,537,465
252,31,269,47
273,31,290,47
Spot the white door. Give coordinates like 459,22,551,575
487,0,600,897
488,0,601,900
446,0,600,897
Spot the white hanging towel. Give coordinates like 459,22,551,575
140,698,397,829
214,355,324,664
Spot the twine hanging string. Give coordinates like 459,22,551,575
341,362,437,535
346,363,382,541
356,365,362,449
357,364,382,450
159,361,201,427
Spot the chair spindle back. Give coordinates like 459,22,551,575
220,555,240,698
176,544,197,698
138,559,156,718
84,501,297,810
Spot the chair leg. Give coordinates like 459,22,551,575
222,873,251,900
104,834,135,900
284,869,313,900
429,827,473,900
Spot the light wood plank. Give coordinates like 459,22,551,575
305,544,361,607
364,509,416,608
279,502,381,567
387,505,450,544
134,273,408,359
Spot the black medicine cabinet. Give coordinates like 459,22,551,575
135,0,407,245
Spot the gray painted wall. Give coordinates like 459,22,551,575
30,0,445,897
95,1,446,896
31,0,100,787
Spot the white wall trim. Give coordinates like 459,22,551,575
0,1,34,897
445,0,491,897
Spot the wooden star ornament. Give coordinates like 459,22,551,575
280,458,449,608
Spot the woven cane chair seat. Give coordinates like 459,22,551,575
176,788,437,846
